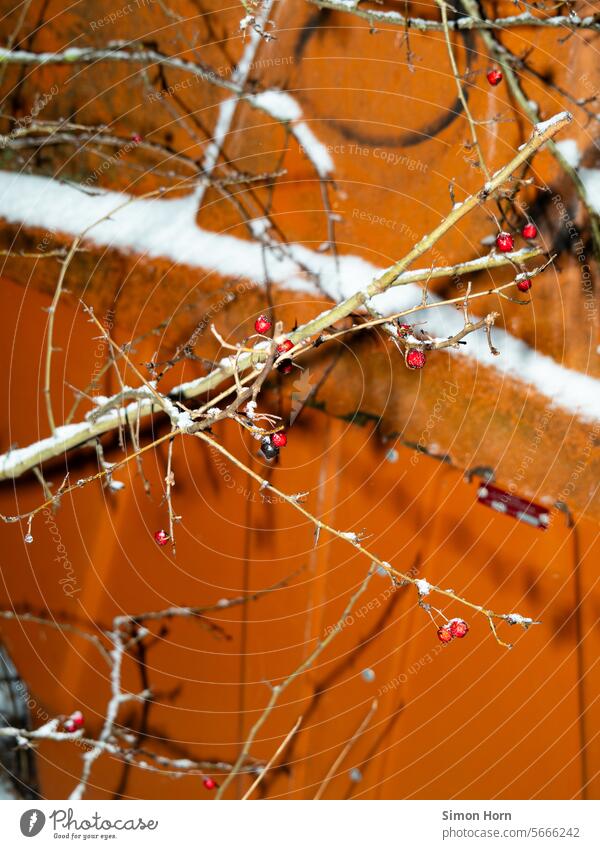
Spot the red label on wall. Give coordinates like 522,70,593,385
477,483,549,530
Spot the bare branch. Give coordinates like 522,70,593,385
0,243,546,480
216,567,376,798
305,1,600,32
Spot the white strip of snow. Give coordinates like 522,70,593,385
1,170,599,424
248,89,334,176
580,168,600,215
248,90,302,121
551,140,600,216
555,139,581,169
195,0,276,208
291,121,334,177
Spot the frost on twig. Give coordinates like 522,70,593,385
505,613,536,629
239,0,276,41
415,578,432,597
1,570,300,797
306,1,600,33
0,111,564,666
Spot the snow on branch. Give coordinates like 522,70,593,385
0,111,580,480
307,1,600,32
0,574,302,797
0,45,333,177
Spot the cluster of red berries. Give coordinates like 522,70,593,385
64,710,84,733
495,224,538,294
154,529,169,546
496,223,538,254
437,619,469,644
260,430,288,461
276,338,294,375
254,316,295,374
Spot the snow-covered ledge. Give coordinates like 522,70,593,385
0,162,599,480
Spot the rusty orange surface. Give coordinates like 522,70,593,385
1,0,599,516
0,278,598,799
0,1,599,800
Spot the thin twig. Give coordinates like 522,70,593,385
460,0,600,259
436,0,489,179
241,714,303,800
0,610,111,665
164,433,177,554
0,244,545,480
313,698,378,799
215,567,376,798
193,429,533,649
305,1,600,32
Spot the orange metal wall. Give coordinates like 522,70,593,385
0,277,598,800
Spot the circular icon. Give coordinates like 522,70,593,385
19,810,46,837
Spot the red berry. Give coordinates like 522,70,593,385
277,358,293,375
277,339,293,354
254,314,272,334
449,619,469,639
522,223,537,240
154,529,169,546
203,777,217,790
437,626,453,644
487,68,503,86
131,133,143,144
271,431,287,448
517,278,532,292
65,710,84,732
406,349,426,369
496,231,514,253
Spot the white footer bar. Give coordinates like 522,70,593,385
0,799,598,847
